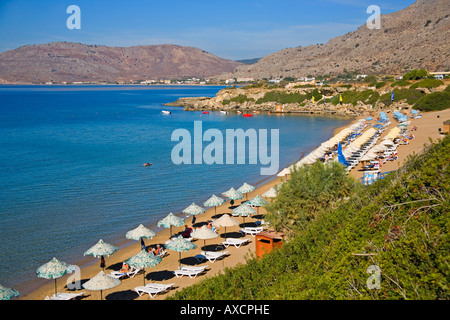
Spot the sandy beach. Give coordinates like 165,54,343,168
19,175,280,300
17,108,449,300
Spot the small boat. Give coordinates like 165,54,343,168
162,110,171,115
243,113,253,117
202,111,209,114
220,111,228,114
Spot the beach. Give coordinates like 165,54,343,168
17,108,449,300
19,177,280,300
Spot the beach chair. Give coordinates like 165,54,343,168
239,226,264,237
194,251,229,263
109,267,141,279
45,292,86,300
173,265,208,278
221,238,251,248
134,283,174,298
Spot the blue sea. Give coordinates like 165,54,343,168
0,85,351,291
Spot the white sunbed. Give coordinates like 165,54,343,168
239,226,264,237
109,267,141,279
221,238,251,248
135,283,174,298
45,292,86,300
173,265,208,278
194,251,229,263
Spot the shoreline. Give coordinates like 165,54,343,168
17,108,448,300
16,114,353,300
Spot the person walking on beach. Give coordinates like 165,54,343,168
140,238,146,251
100,256,105,269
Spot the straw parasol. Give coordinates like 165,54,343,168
0,284,20,300
262,187,277,198
126,249,162,285
247,195,269,215
36,257,72,297
82,271,121,300
212,214,239,238
84,239,119,269
165,235,197,267
222,187,243,205
237,182,256,200
126,224,156,252
126,224,156,241
232,203,256,225
203,194,225,215
157,212,185,237
182,202,206,216
190,225,219,247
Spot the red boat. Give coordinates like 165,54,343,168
243,113,253,117
202,111,209,114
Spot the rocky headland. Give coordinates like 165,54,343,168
165,79,449,116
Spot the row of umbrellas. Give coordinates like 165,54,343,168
1,181,274,300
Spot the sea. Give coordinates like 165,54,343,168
0,84,351,292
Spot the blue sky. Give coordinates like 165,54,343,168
0,0,416,60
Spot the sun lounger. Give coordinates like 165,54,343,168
109,267,141,279
135,283,174,298
145,282,175,290
239,226,264,236
194,251,229,263
45,292,86,300
221,238,251,248
173,265,208,278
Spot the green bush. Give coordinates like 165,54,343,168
379,88,426,106
391,80,411,87
168,136,450,300
410,79,444,89
222,94,255,105
265,161,358,236
329,90,380,106
256,91,308,104
403,69,428,80
413,91,450,111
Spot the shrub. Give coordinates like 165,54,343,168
379,88,426,106
391,80,411,87
413,91,450,111
264,161,358,236
410,79,444,89
168,137,450,300
403,69,428,80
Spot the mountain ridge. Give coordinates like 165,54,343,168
219,0,450,80
0,42,242,83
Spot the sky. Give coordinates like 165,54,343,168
0,0,416,60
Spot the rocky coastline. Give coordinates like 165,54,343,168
164,82,444,116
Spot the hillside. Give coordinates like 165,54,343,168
165,78,450,116
0,42,242,84
221,0,450,80
169,135,450,300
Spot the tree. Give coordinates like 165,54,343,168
265,161,357,236
403,69,428,80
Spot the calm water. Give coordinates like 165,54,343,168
0,85,350,289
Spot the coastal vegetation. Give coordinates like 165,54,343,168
413,91,450,112
169,136,450,300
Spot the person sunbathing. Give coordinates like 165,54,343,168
181,225,193,238
120,262,130,274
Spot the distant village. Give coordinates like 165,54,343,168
42,71,450,86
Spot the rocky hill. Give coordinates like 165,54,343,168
165,78,450,116
220,0,450,80
0,42,242,83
